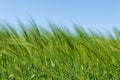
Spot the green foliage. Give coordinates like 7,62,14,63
0,21,120,80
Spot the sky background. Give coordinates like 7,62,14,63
0,0,120,35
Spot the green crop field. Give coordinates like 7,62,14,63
0,20,120,80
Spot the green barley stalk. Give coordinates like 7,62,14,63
0,20,120,80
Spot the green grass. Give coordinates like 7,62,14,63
0,20,120,80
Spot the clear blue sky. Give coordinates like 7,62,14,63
0,0,120,34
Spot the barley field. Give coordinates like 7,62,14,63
0,20,120,80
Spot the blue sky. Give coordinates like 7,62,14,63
0,0,120,35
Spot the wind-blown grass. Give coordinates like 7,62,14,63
0,20,120,80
